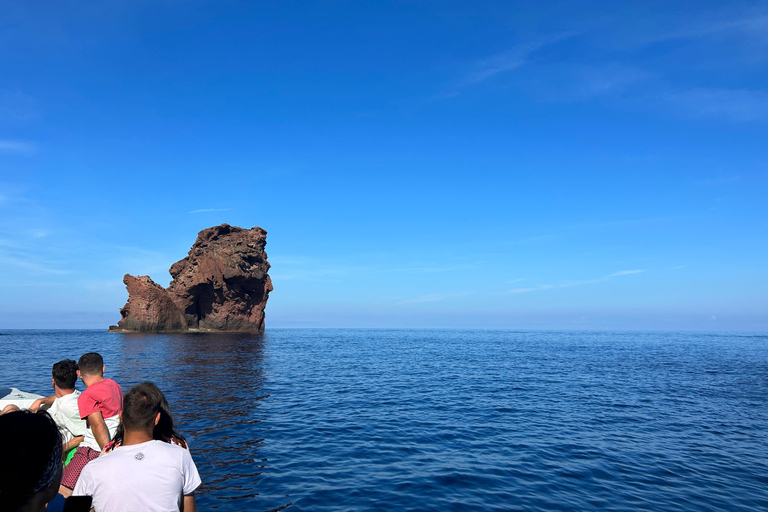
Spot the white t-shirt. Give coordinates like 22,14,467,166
81,414,121,451
73,440,201,512
47,391,86,443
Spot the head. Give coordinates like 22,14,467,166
0,411,62,512
111,383,186,447
51,359,78,390
121,382,164,434
77,352,104,379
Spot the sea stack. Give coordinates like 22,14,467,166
109,224,273,333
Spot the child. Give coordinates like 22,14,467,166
59,353,123,497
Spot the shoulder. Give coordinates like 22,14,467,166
80,451,114,473
150,440,193,461
78,386,95,402
105,378,122,389
170,436,189,450
104,378,123,395
152,440,186,453
103,439,121,453
61,391,80,405
81,382,102,397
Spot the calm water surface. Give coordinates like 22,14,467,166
1,329,766,511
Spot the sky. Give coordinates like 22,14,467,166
0,0,766,330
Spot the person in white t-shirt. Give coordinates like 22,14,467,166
72,382,201,512
30,359,87,457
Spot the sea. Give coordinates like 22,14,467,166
1,329,766,511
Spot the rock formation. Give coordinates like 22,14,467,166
109,224,273,333
114,275,188,332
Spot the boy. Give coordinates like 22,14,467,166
73,382,200,512
59,352,123,497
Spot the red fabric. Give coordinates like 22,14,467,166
61,446,100,489
77,378,123,420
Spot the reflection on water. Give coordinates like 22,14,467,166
114,333,269,509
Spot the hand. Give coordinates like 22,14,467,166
29,398,43,413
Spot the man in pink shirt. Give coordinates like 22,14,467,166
59,352,123,497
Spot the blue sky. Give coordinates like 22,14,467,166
1,0,766,330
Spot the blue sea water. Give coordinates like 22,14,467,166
1,329,767,511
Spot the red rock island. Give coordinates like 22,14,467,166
109,224,273,333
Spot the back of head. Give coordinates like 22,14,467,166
77,352,104,377
52,359,78,390
123,382,164,432
0,411,62,512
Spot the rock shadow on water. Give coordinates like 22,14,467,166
113,331,272,509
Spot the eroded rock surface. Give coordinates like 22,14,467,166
109,224,273,333
113,275,188,332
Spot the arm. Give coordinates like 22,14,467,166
182,494,197,512
62,436,84,456
87,411,110,450
29,395,56,413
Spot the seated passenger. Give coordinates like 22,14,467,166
0,410,62,512
73,382,201,512
29,360,87,460
59,353,123,497
104,385,188,452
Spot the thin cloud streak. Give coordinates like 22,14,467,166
443,32,576,97
608,270,646,277
0,252,71,276
0,139,34,153
661,87,768,122
652,14,768,43
188,208,233,214
505,269,647,294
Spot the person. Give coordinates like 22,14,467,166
73,382,201,512
0,410,62,512
29,360,87,460
59,353,123,497
0,404,20,415
104,386,188,452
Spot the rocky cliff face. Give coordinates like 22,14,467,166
115,275,189,332
109,224,273,333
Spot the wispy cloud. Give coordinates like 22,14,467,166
188,208,233,214
0,251,71,276
271,255,483,282
660,87,768,122
507,284,555,295
505,269,647,294
652,15,768,43
607,270,645,277
0,139,34,153
443,32,576,97
29,229,50,238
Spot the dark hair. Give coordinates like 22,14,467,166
112,382,187,448
77,352,104,376
52,359,78,389
122,382,164,431
0,411,62,512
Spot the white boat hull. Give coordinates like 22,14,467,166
0,387,45,411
